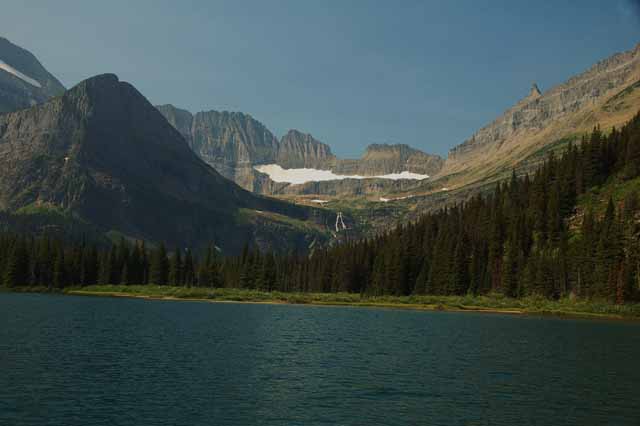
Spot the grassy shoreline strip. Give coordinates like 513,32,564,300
24,285,637,320
3,285,639,320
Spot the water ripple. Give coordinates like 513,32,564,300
1,294,639,426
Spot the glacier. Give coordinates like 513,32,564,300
254,164,429,185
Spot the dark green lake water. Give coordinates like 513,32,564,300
1,293,639,425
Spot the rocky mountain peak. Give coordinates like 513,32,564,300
331,143,443,177
529,83,542,98
0,74,324,252
443,41,640,183
363,143,414,158
157,107,443,195
277,130,335,169
282,129,313,141
156,104,280,190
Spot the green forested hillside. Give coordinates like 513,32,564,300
218,113,640,303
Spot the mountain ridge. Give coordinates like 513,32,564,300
157,104,444,195
0,37,65,113
441,42,640,185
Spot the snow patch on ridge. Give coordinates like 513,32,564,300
255,164,429,185
0,59,42,88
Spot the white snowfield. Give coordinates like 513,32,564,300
254,164,429,185
378,195,416,203
0,59,42,88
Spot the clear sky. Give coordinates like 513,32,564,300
2,0,640,158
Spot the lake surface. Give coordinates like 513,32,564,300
1,293,639,426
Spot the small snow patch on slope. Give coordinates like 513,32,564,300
378,194,416,203
255,164,429,185
0,59,42,88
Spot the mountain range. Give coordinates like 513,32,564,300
155,43,640,206
0,36,639,250
0,70,332,253
156,104,444,195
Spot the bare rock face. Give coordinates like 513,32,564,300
156,105,280,191
0,74,326,253
191,110,279,189
333,144,443,176
443,43,640,181
0,37,65,113
262,176,426,197
277,129,335,169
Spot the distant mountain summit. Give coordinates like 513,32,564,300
0,37,65,113
0,74,329,252
156,105,280,191
277,129,335,169
157,104,443,196
529,83,542,98
332,144,444,176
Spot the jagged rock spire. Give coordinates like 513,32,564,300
529,82,542,98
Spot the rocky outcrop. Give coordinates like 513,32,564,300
0,37,65,113
334,144,443,176
0,74,328,253
190,110,279,189
156,105,279,190
277,129,335,169
443,43,640,182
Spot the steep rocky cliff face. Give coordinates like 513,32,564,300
157,105,443,196
442,43,640,185
156,105,279,190
277,130,335,169
191,110,279,189
0,37,65,113
0,74,329,253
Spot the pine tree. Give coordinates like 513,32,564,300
168,248,183,286
4,240,28,288
183,250,195,287
623,132,640,179
52,246,66,289
36,237,52,287
197,260,211,287
149,243,169,285
451,234,470,295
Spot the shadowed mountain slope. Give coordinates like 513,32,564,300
0,74,330,252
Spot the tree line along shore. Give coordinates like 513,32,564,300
2,114,640,319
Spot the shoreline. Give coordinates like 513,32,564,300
66,290,528,315
51,285,640,321
4,285,639,321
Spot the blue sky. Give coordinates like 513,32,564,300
2,0,640,157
